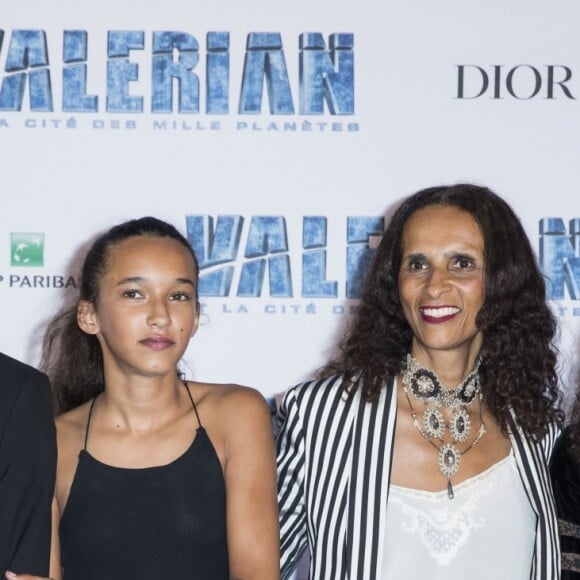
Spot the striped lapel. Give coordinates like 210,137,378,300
509,413,561,579
346,377,397,579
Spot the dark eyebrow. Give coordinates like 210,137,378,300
448,251,478,260
116,276,146,286
401,253,426,261
176,278,196,287
116,276,196,287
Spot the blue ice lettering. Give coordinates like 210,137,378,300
299,33,354,115
206,32,229,114
346,216,384,298
238,216,292,296
107,31,144,112
63,30,98,112
186,215,243,296
0,29,53,111
302,216,338,298
238,33,294,114
540,218,580,300
152,32,199,113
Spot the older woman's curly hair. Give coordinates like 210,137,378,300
320,183,564,439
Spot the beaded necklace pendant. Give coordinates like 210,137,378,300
401,354,486,500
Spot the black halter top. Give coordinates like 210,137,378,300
59,384,229,579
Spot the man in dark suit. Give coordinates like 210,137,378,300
0,352,57,576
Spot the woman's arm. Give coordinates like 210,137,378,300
222,387,280,580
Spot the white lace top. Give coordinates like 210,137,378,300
382,452,536,579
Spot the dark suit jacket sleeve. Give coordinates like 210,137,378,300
0,363,57,576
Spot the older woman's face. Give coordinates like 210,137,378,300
398,205,484,362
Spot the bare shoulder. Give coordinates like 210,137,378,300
55,401,92,453
54,401,93,510
56,400,91,429
198,380,269,410
190,381,273,433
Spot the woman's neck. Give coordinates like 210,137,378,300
408,348,480,388
98,373,186,433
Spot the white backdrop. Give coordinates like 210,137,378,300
2,2,580,577
1,0,579,397
1,4,579,391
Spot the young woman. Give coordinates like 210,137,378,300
8,217,279,580
277,183,564,579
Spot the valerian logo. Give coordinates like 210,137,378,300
186,215,384,299
0,30,354,116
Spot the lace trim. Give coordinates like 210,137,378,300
390,450,514,501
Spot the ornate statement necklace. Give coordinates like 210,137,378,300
401,353,486,500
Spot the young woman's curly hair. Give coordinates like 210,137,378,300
319,183,564,439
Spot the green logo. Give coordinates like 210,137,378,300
11,233,45,267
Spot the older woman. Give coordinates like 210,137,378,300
277,183,564,579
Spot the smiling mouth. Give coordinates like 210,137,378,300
419,306,460,321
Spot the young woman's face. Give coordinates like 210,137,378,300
82,235,199,379
397,205,485,362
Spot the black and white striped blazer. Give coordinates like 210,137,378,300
276,374,561,579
